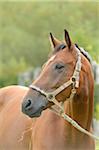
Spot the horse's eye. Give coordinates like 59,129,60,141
55,63,65,71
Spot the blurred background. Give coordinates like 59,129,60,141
0,0,99,142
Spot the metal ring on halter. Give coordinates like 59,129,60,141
71,76,76,82
47,94,55,102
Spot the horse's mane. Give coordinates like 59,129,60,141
75,44,92,64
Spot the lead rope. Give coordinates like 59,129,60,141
46,81,99,141
49,97,99,141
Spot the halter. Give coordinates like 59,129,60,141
30,47,81,104
29,46,99,141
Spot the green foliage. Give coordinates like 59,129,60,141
0,2,99,87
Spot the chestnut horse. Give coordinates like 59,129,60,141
0,30,95,150
22,30,95,150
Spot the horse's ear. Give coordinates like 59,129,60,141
64,29,72,49
49,32,61,48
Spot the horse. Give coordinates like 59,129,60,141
0,29,95,150
22,30,95,150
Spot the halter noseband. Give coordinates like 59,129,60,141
29,46,81,104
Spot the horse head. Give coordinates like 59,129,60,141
22,30,91,118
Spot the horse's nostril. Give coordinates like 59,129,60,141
25,99,32,109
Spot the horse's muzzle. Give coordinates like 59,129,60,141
22,94,48,118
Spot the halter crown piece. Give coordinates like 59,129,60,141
29,46,99,141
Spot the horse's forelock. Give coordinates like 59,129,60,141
52,43,66,54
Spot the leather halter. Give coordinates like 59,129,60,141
29,46,99,140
